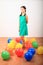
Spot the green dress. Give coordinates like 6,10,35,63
19,15,28,36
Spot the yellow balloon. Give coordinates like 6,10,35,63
10,40,16,45
15,43,23,49
37,46,43,54
30,38,36,43
8,40,16,49
8,44,15,49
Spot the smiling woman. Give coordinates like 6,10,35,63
0,0,42,37
19,6,28,36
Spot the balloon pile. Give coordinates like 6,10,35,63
1,37,43,61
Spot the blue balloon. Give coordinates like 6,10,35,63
7,38,12,43
24,52,33,61
20,40,23,44
28,48,35,55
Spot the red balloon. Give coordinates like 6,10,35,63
15,37,21,43
25,41,32,50
15,48,24,57
5,47,14,56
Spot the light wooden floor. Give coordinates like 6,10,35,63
0,37,43,65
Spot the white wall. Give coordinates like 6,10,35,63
0,0,43,37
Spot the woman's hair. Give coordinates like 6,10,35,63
20,6,26,16
21,6,26,12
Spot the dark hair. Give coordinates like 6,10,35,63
21,6,26,12
20,6,26,16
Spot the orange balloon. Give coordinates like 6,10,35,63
5,47,14,56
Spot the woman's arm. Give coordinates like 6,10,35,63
26,15,28,23
19,16,20,32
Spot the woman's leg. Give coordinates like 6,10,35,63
20,36,25,48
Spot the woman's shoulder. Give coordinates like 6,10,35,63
25,15,28,17
19,13,22,16
25,15,28,19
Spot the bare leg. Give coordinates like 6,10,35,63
20,36,25,48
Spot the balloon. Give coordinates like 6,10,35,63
15,48,24,57
15,37,21,43
20,36,24,40
1,51,10,60
24,52,33,61
5,47,14,56
8,40,16,49
28,48,36,55
8,44,14,49
25,40,31,45
25,41,32,50
37,46,43,54
30,38,36,43
32,41,38,49
10,40,16,45
20,40,23,44
24,37,29,42
15,43,23,49
7,38,12,43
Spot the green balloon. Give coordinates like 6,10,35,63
1,51,10,60
32,41,38,48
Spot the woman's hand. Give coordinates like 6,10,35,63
19,29,20,32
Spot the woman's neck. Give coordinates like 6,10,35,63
22,13,26,16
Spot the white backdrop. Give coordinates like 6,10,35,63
0,0,43,37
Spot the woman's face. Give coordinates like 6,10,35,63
20,7,25,13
